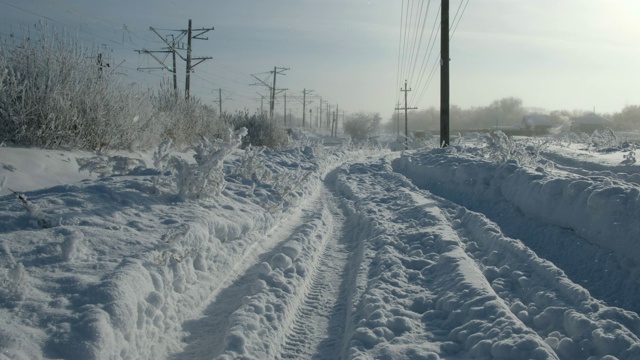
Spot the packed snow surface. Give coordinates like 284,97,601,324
1,132,640,359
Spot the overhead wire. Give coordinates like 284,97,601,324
411,0,471,108
395,0,405,107
407,0,433,87
408,4,440,105
404,0,425,85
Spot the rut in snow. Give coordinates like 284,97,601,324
278,192,352,359
170,188,326,359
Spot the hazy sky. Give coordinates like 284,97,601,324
1,0,639,120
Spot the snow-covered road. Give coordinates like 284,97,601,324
2,142,640,359
182,152,640,359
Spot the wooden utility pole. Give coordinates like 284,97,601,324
260,94,264,116
319,98,323,128
396,80,418,150
218,88,223,116
141,20,213,101
251,67,289,120
284,91,287,125
336,103,339,136
185,19,192,100
395,102,401,136
172,36,177,96
441,0,450,147
301,89,314,127
326,103,331,129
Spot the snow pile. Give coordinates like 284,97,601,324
393,147,640,269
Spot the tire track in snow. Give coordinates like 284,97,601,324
175,183,358,359
170,187,325,359
279,193,350,359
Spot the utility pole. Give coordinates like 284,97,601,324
309,109,312,127
172,35,177,96
185,19,192,100
260,94,264,116
284,91,287,125
140,21,213,100
301,89,314,127
395,103,401,136
185,19,214,100
331,103,339,137
441,0,450,147
326,103,331,129
319,97,323,129
396,80,418,150
218,88,223,117
251,67,289,120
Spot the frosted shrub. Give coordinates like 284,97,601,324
622,146,637,165
153,82,230,145
0,23,156,150
343,112,381,140
589,128,619,152
233,145,271,182
0,23,229,151
479,131,540,166
231,113,288,149
153,128,248,200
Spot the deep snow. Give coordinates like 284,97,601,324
1,132,639,359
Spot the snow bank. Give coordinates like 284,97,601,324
393,148,640,268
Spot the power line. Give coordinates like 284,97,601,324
395,0,405,107
408,0,433,85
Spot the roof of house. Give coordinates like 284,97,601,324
571,113,611,125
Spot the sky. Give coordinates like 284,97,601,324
2,135,640,358
0,0,639,120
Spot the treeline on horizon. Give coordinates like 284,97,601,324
384,97,640,133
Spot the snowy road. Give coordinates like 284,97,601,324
173,152,640,359
2,144,640,359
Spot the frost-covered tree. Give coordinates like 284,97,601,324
343,112,381,140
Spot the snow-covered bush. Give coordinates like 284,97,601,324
342,112,381,140
0,23,229,151
588,128,619,152
230,112,288,149
152,81,230,146
622,146,637,165
153,128,248,200
475,131,541,166
0,22,155,150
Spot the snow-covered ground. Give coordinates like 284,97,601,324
1,132,640,359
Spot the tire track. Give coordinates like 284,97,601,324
279,204,350,359
170,189,326,359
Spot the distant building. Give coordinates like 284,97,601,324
570,113,612,133
522,114,554,135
